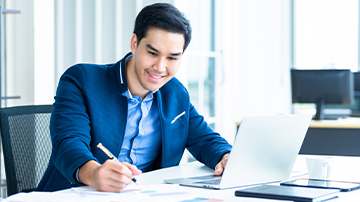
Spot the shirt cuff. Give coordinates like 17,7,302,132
75,168,81,183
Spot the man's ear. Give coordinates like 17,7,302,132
130,34,138,55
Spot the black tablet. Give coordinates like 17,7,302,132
280,178,360,192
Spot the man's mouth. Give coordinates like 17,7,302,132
148,72,163,79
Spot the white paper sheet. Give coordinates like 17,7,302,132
3,184,292,202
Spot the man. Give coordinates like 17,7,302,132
37,3,232,192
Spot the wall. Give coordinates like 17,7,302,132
54,0,137,86
222,0,292,144
5,0,36,107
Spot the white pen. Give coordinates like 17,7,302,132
97,143,143,188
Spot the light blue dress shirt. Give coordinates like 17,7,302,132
117,89,161,172
75,56,161,181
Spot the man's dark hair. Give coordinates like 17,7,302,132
134,3,192,51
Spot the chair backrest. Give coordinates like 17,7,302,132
0,105,53,196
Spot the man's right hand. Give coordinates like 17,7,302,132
78,160,142,192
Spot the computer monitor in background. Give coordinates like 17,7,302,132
291,69,354,120
354,72,360,91
353,72,360,115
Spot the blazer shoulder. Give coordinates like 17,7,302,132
60,63,118,83
158,77,190,108
162,77,188,94
65,63,116,73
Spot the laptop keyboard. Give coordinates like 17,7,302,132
192,179,221,185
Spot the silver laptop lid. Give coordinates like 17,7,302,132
219,114,312,188
164,114,312,189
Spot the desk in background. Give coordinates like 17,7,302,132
236,117,360,156
299,118,360,156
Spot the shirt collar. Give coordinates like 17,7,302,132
123,90,155,102
119,54,133,84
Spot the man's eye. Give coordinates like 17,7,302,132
168,57,177,60
149,51,157,56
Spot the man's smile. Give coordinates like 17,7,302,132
147,71,165,81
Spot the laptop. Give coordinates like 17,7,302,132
164,114,312,189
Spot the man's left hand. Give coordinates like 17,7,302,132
214,153,230,175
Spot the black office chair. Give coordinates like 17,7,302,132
0,105,53,196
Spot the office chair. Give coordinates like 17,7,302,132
0,105,53,196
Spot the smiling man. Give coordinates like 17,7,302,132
37,3,232,192
127,28,184,99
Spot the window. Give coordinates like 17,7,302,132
292,0,359,115
175,0,223,162
176,0,222,130
293,0,358,71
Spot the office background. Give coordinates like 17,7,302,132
0,0,359,196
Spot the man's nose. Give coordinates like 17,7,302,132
154,57,166,72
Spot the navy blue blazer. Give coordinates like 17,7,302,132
37,52,232,191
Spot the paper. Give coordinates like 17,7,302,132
72,184,192,202
3,184,292,202
72,183,187,196
71,183,141,195
2,192,82,202
3,184,186,202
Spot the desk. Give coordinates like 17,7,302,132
299,118,360,156
4,156,360,201
236,118,360,156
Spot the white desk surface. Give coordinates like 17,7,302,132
4,155,360,201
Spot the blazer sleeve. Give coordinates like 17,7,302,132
186,103,232,169
50,64,97,184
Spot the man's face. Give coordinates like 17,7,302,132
130,28,185,93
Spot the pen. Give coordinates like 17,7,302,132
97,143,143,188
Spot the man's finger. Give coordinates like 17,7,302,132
122,162,142,175
214,162,224,175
